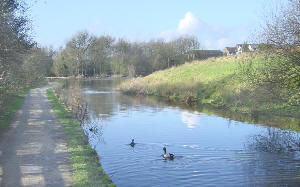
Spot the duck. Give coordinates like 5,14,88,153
162,147,174,160
129,139,135,147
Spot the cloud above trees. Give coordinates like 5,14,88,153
159,12,249,50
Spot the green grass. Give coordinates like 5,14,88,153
46,88,115,187
119,54,299,117
145,56,241,83
0,81,47,130
0,89,28,130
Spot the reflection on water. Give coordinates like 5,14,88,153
181,111,201,129
82,89,115,94
248,127,300,152
62,78,300,187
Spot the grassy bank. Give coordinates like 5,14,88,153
119,53,299,117
46,89,115,187
0,81,47,130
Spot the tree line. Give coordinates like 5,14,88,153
0,0,53,106
52,33,200,77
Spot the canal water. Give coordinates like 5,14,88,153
68,79,300,186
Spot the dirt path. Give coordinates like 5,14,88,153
0,84,73,187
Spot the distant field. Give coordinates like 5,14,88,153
119,53,299,117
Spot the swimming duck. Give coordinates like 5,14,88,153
162,147,174,160
130,139,135,147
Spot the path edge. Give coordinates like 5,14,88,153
46,88,115,187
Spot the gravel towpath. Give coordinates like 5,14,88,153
0,84,73,187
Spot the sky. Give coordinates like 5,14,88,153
28,0,269,50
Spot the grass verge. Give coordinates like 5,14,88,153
0,81,47,130
46,88,115,187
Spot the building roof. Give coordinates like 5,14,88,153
224,47,236,53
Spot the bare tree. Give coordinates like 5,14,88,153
258,0,299,47
69,31,94,76
88,35,114,76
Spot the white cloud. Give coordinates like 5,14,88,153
181,110,201,129
178,12,200,34
158,12,249,49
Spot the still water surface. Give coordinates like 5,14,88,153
70,79,300,186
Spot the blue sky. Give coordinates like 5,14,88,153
29,0,268,49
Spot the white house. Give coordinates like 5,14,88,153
236,44,258,55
